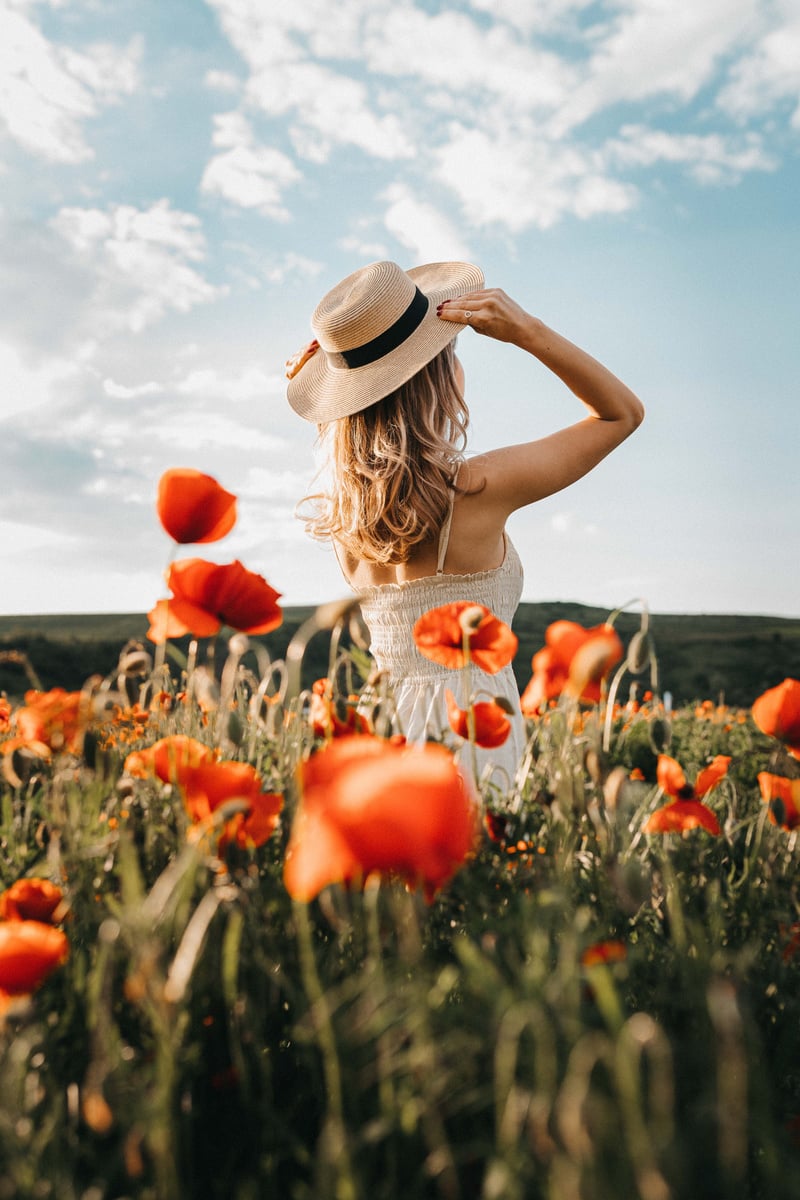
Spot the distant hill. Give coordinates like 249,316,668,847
1,603,799,708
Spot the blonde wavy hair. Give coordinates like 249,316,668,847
301,342,471,564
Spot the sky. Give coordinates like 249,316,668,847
0,0,798,620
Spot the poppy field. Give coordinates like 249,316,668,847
2,470,800,1200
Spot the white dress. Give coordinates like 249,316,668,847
354,496,526,785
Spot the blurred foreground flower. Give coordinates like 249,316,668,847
581,940,627,968
0,878,64,924
125,736,281,853
0,688,86,759
0,920,69,1003
752,678,800,759
147,559,282,643
125,734,217,783
520,620,623,715
413,602,517,674
178,760,283,854
284,736,480,902
157,468,237,544
445,689,511,748
758,772,800,831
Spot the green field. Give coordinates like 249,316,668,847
2,602,799,707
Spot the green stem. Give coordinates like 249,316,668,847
294,900,359,1200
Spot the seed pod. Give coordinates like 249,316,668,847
225,710,245,747
649,715,672,754
458,605,486,634
626,630,652,675
118,649,152,677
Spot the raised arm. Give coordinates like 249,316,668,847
438,288,645,516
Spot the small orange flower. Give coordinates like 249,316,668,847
177,760,283,854
284,736,480,903
0,920,69,997
413,603,518,675
581,940,627,968
0,688,86,758
124,734,218,782
147,559,283,643
520,621,623,715
752,679,800,759
157,468,237,545
758,772,800,831
445,690,511,748
0,879,64,924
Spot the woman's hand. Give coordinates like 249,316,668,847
437,288,533,345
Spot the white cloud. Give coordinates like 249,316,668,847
51,200,222,334
103,378,163,400
175,364,284,403
263,252,324,284
717,9,800,127
0,339,82,420
204,68,242,93
605,124,776,185
468,0,596,36
550,0,761,135
248,60,415,162
436,126,636,231
201,111,301,219
381,183,472,262
363,7,574,110
0,6,140,162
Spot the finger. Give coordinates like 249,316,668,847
436,299,484,324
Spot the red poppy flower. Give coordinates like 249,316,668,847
758,772,800,831
177,760,283,854
157,468,237,545
0,920,69,996
752,679,800,759
520,621,623,715
413,602,518,675
0,879,64,924
643,800,721,836
0,688,86,759
147,559,283,643
445,689,511,748
657,754,730,800
124,735,217,783
284,736,480,903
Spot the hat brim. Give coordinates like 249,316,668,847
287,261,485,422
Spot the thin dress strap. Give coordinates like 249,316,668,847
436,469,459,575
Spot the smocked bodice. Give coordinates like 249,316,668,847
357,537,523,683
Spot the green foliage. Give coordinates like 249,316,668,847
1,621,800,1199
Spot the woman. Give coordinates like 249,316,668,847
286,260,643,781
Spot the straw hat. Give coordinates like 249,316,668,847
286,260,484,421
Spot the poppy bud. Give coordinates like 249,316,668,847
626,630,652,675
118,649,153,677
649,716,672,754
